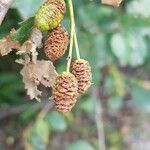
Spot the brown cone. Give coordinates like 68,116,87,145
52,72,78,113
46,0,66,15
44,26,69,61
71,59,92,94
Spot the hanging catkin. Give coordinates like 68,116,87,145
44,26,69,61
71,59,92,94
52,72,78,112
35,0,66,31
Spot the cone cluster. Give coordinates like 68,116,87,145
52,72,78,113
35,0,69,61
52,59,92,113
35,0,92,113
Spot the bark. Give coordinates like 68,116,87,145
0,0,13,25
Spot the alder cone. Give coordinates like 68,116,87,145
52,72,78,113
46,0,66,15
71,59,92,94
35,4,63,31
44,26,69,61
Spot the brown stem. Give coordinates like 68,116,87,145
0,100,54,120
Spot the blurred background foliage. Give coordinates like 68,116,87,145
0,0,150,150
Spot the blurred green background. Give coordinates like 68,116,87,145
0,0,150,149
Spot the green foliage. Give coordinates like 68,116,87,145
132,86,150,112
46,111,67,132
20,105,40,122
111,32,147,66
108,96,123,111
66,140,95,150
76,1,150,66
12,0,44,18
10,17,35,44
29,119,50,150
0,73,24,104
0,9,22,38
107,132,123,150
80,96,95,114
127,0,150,17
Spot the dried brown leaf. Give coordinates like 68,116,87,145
17,40,38,64
0,37,20,56
101,0,122,7
20,60,57,101
30,27,43,48
15,59,25,65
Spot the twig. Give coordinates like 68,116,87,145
66,0,75,73
74,33,80,59
0,100,54,120
37,100,55,119
93,88,106,150
66,0,81,72
0,0,14,25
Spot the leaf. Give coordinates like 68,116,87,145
20,106,38,122
111,32,147,66
23,119,50,150
34,119,50,141
109,64,125,96
0,37,20,56
16,39,57,101
17,40,38,64
20,60,57,101
80,97,95,114
12,0,44,18
66,140,94,150
111,33,128,66
127,0,150,17
29,27,43,48
46,111,67,132
132,86,150,112
10,17,35,44
0,73,23,104
108,96,123,111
